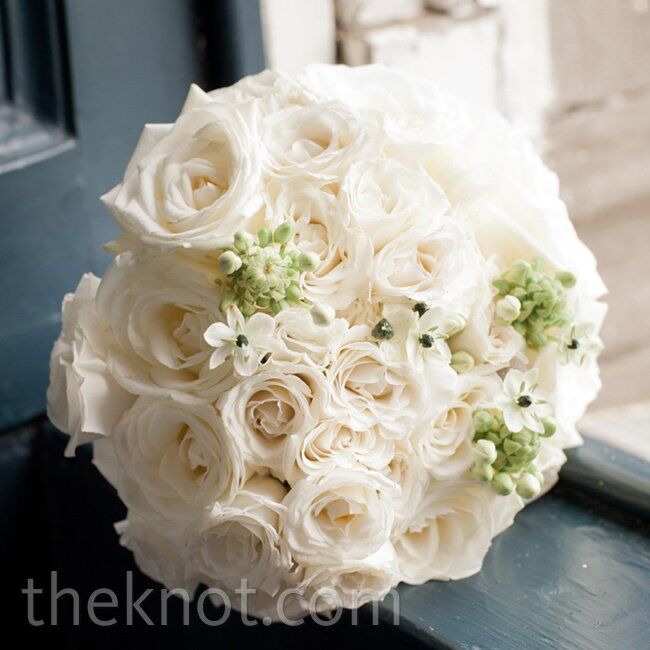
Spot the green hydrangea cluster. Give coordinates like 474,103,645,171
216,222,320,317
493,259,575,350
471,408,556,498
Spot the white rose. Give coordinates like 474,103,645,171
282,468,396,565
217,362,328,481
327,333,452,437
301,543,399,611
341,158,449,251
382,450,429,535
411,374,501,480
189,476,295,596
286,419,394,483
102,100,262,251
207,69,313,115
298,64,444,141
394,479,522,583
96,251,230,401
115,513,199,596
46,273,134,456
371,220,474,304
261,100,383,181
111,396,246,527
267,181,373,310
271,307,348,368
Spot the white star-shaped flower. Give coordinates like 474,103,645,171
559,322,603,368
380,302,464,367
494,368,552,433
203,306,275,376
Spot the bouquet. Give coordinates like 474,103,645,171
47,65,606,621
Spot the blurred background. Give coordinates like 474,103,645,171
0,0,647,452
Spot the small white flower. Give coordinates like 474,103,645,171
494,368,552,433
203,306,275,376
381,302,464,367
559,322,602,368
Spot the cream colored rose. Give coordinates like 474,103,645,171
370,220,472,304
96,251,231,401
115,513,200,595
341,158,449,251
207,69,313,115
271,307,348,368
282,468,396,565
111,397,246,526
46,273,134,457
217,362,328,481
267,181,373,310
394,479,522,583
301,543,399,610
298,64,444,141
411,374,501,481
382,450,429,535
286,419,394,483
102,100,262,251
327,334,448,437
262,100,383,181
189,476,295,596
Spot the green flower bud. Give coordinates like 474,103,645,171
298,251,320,273
241,303,255,318
486,432,501,446
540,417,557,438
503,439,522,456
473,410,494,433
505,456,527,471
256,296,271,308
555,270,576,289
219,290,236,312
527,330,548,350
473,439,498,465
310,303,335,327
257,227,272,247
472,462,495,483
371,318,394,340
512,444,533,459
516,473,542,499
234,230,254,253
493,278,512,296
450,350,474,373
527,466,545,486
491,472,515,495
218,250,242,275
511,430,532,445
496,295,521,324
285,283,302,303
493,450,508,471
273,221,295,245
509,260,532,285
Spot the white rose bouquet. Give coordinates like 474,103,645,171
47,65,606,621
